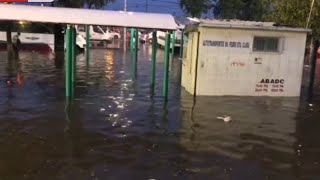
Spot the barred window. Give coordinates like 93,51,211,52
253,37,280,52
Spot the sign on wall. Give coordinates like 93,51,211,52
203,40,250,48
255,79,285,93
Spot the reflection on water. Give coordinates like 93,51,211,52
0,43,319,179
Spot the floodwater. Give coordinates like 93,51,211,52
0,42,320,180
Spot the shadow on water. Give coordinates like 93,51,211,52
0,42,319,179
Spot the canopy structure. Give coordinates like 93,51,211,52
0,4,178,30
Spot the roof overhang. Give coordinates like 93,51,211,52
0,4,178,30
185,20,311,34
199,23,311,33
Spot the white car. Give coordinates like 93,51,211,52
64,33,87,51
156,30,182,48
105,28,121,39
75,25,112,45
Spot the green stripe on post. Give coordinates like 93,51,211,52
134,29,138,78
131,28,138,79
71,27,77,99
65,26,72,99
163,33,171,102
151,31,157,94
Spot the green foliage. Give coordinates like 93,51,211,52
85,0,115,9
55,0,84,8
263,0,320,38
213,0,265,21
180,0,212,18
55,0,115,9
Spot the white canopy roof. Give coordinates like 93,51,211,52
0,4,178,30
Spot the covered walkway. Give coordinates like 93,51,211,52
0,4,179,102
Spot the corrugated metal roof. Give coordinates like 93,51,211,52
0,4,178,30
196,19,311,33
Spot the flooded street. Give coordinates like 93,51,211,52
0,43,320,180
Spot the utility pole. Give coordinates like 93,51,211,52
306,0,315,28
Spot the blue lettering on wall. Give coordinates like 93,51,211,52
203,40,250,48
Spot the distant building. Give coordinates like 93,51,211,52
181,19,311,97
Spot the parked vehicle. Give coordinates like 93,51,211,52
75,25,112,45
139,30,182,48
156,29,182,48
99,26,121,39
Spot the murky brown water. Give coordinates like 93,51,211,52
0,42,320,180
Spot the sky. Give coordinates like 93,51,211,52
16,0,213,18
103,0,184,16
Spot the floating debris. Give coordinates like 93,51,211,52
217,115,232,123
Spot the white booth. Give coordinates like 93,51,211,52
181,19,311,97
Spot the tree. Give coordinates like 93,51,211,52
263,0,320,38
180,0,212,18
213,0,265,21
55,0,115,9
85,0,115,9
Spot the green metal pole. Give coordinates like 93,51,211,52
171,31,176,61
163,33,171,102
179,30,184,58
85,25,90,66
71,27,77,99
151,31,157,94
65,26,72,99
134,28,138,78
131,28,138,79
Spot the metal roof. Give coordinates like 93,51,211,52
175,16,200,29
0,4,178,30
194,19,311,33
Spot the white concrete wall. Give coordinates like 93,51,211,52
181,31,199,94
0,31,54,51
182,27,307,97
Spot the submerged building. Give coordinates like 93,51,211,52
181,20,311,97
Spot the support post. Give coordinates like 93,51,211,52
131,28,138,79
85,25,90,66
71,27,77,98
308,40,319,100
163,32,171,102
171,31,176,61
130,28,134,59
65,26,72,100
151,31,157,94
134,28,139,76
179,30,184,58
